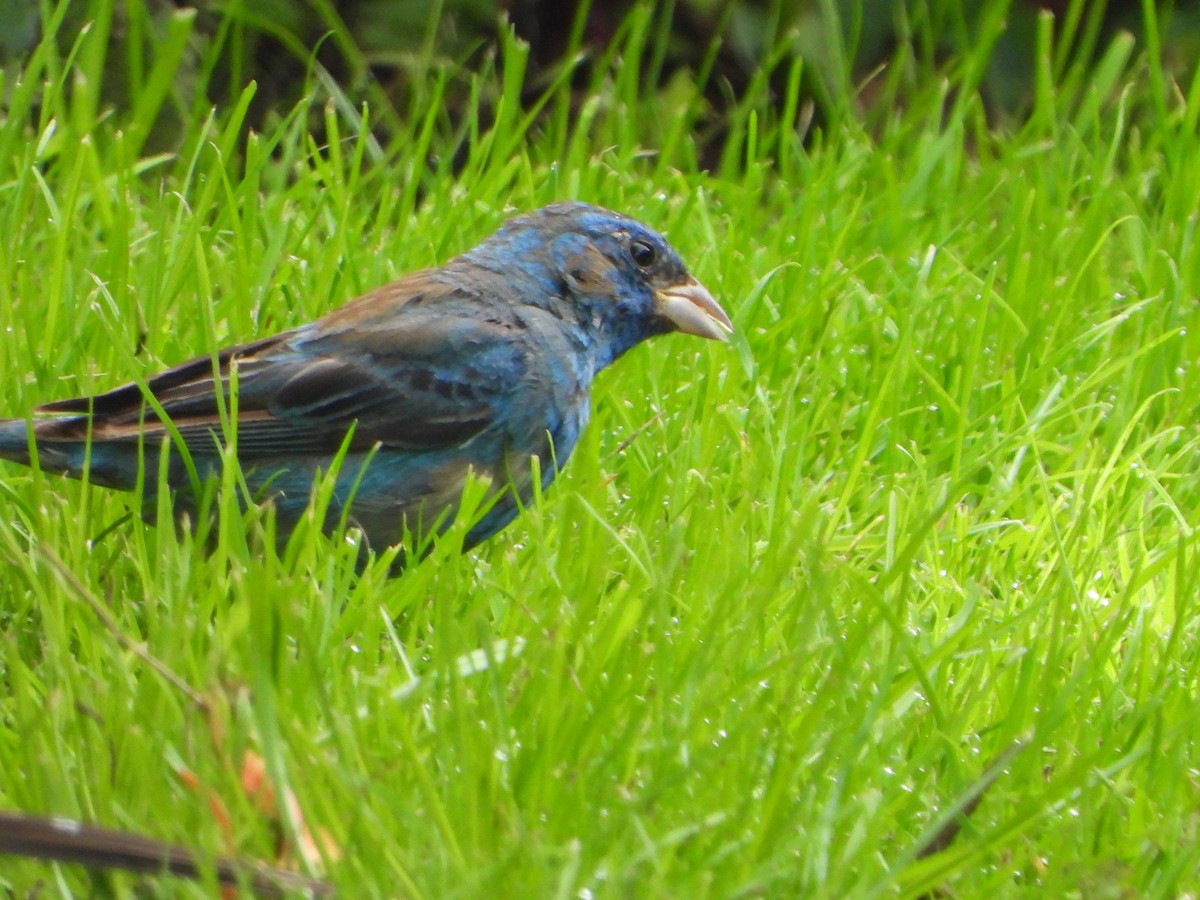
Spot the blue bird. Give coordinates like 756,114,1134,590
0,202,732,560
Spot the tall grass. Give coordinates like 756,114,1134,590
2,0,1199,896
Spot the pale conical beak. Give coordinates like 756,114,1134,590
653,277,734,342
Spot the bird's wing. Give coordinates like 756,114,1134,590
34,283,529,458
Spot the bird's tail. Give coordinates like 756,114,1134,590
0,418,34,466
0,417,115,484
0,414,214,494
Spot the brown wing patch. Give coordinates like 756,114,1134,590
316,272,459,330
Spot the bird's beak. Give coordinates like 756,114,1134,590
653,277,734,342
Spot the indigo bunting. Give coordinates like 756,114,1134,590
0,202,732,557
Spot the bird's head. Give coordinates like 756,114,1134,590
479,202,733,366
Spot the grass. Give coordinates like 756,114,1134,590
2,1,1200,897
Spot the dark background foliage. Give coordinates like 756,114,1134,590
3,0,1198,164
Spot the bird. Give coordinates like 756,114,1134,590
0,202,732,562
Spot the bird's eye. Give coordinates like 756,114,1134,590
630,239,657,269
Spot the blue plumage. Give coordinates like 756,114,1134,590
0,202,732,559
